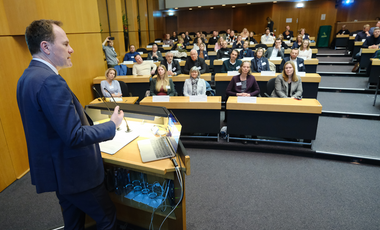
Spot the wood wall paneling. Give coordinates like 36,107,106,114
98,0,110,34
0,0,10,35
336,21,378,34
337,0,380,22
272,3,299,36
165,16,178,35
106,0,125,58
138,0,150,48
232,3,273,35
152,2,164,40
0,118,17,192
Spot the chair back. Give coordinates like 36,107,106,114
136,48,147,53
266,77,276,96
118,81,130,97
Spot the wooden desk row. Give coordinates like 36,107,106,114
368,59,380,85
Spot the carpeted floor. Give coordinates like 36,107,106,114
319,76,368,88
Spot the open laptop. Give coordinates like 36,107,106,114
137,113,180,163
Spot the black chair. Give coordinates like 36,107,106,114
158,47,165,53
209,30,214,34
219,30,226,34
264,77,276,97
202,31,208,36
93,84,103,98
136,48,147,53
189,32,196,36
149,42,157,45
234,30,238,33
179,32,185,35
118,81,131,97
255,44,268,50
373,75,380,106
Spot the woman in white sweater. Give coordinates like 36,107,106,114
298,39,312,60
183,66,207,96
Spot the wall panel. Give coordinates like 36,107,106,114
0,118,17,192
232,3,273,35
126,0,140,49
0,0,10,35
139,0,150,47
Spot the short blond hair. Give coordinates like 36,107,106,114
238,61,252,75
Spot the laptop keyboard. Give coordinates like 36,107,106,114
151,138,172,158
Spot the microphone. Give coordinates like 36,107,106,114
92,86,113,114
103,88,132,133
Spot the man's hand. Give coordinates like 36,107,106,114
151,69,156,75
369,45,379,49
110,106,124,128
167,70,174,76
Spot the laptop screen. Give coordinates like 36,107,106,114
167,113,180,152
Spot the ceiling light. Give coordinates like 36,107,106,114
210,7,214,9
175,7,178,9
189,8,192,10
198,6,201,8
296,3,304,8
247,3,251,4
232,6,235,8
222,4,226,6
273,1,277,3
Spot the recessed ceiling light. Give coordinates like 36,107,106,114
232,6,235,8
222,4,226,6
175,7,178,9
198,6,201,8
189,8,192,10
210,7,214,9
247,3,251,4
273,1,277,3
296,3,304,8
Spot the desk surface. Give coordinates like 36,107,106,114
213,58,318,65
362,48,380,53
355,41,364,46
226,97,322,114
215,73,321,82
171,73,212,81
284,49,318,54
336,34,350,38
93,75,151,84
89,97,139,104
140,96,222,110
371,59,380,65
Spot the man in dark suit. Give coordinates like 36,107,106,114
17,19,124,230
184,49,207,74
208,31,219,45
216,41,231,59
282,25,294,41
279,48,306,72
160,52,181,76
264,38,285,59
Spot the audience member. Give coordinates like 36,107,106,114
184,50,207,74
226,61,260,97
271,61,303,98
214,37,224,52
150,65,176,96
261,27,274,44
233,35,244,49
163,34,174,46
193,31,205,43
363,27,380,49
223,29,231,40
355,24,371,41
101,68,121,98
123,44,139,62
282,25,294,40
267,17,274,32
248,32,258,43
197,43,209,60
184,32,191,45
170,32,178,42
299,28,310,40
201,33,208,43
160,52,181,76
132,54,157,75
274,34,289,49
226,31,237,43
208,31,219,45
193,37,207,51
183,66,207,96
147,44,164,62
240,28,250,40
102,36,118,68
221,50,242,73
171,38,188,58
336,25,350,35
251,47,270,73
369,21,380,35
216,41,231,59
239,41,254,59
279,48,305,73
265,38,285,59
298,40,312,60
292,35,303,49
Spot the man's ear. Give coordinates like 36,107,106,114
40,41,51,55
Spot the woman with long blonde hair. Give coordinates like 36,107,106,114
150,65,176,96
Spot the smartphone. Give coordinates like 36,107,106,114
109,37,115,40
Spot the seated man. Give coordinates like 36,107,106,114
363,27,380,49
182,33,190,46
221,50,242,73
279,48,306,73
163,33,174,46
355,24,371,41
336,25,350,35
160,52,181,76
184,50,207,74
132,54,157,75
265,38,285,59
238,41,254,59
208,31,219,45
223,29,231,40
232,35,244,49
193,31,205,44
147,44,164,62
102,36,118,68
369,21,380,35
123,44,139,62
261,28,274,44
216,41,231,59
226,31,237,43
282,25,294,41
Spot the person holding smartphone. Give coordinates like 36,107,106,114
102,36,119,68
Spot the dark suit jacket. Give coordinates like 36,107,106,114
232,41,243,49
251,57,270,72
160,59,181,75
363,35,380,48
264,47,285,59
282,31,294,40
17,60,115,194
238,49,255,59
226,75,260,96
208,36,219,45
216,48,231,59
184,57,207,74
279,57,306,72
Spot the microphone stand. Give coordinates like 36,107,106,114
103,88,132,133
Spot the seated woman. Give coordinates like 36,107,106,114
271,61,303,98
238,41,254,59
226,61,260,97
201,33,208,43
240,28,250,40
183,66,207,96
101,68,122,97
170,31,178,42
298,39,312,60
214,37,224,52
197,43,209,60
248,31,258,44
193,37,207,51
291,34,303,49
150,65,176,96
221,50,242,73
250,47,270,72
299,28,310,40
232,35,244,49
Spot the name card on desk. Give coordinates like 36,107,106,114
352,34,357,37
250,42,255,45
221,58,229,61
138,52,143,55
153,96,170,102
122,61,133,65
297,71,306,76
147,45,153,48
189,95,207,102
154,40,161,43
242,57,254,61
106,98,123,102
163,45,170,48
227,71,240,76
237,96,257,103
261,71,276,76
269,57,282,60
